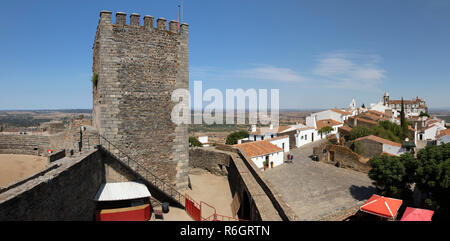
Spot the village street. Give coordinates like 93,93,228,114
262,140,376,220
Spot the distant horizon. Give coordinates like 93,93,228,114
1,107,450,112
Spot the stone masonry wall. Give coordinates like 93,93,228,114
0,133,51,155
329,145,371,173
189,147,232,176
314,143,371,173
354,139,383,158
0,150,104,220
92,11,189,189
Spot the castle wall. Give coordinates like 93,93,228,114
92,11,189,189
0,150,104,220
0,133,51,155
189,147,231,176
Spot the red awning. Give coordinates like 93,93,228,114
400,207,434,221
360,194,403,219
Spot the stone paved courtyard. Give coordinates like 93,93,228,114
262,140,376,221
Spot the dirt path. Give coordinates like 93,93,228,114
0,154,48,188
154,168,234,221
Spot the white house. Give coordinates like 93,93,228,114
198,136,209,147
425,118,446,129
305,114,344,142
294,127,316,147
419,124,446,141
248,124,305,142
437,135,450,145
267,135,290,152
308,109,353,123
436,129,450,145
233,137,289,171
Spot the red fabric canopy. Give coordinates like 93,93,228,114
360,194,403,218
400,207,434,221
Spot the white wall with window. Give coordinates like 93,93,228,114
251,151,284,170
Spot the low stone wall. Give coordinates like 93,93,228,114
330,145,371,173
214,144,238,153
189,147,231,175
314,143,371,173
48,149,66,162
0,133,51,156
0,150,104,220
235,149,299,221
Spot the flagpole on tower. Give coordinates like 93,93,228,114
178,3,180,31
178,0,183,32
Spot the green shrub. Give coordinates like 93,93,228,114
349,125,373,140
91,73,98,87
189,136,203,147
226,130,249,145
318,126,333,134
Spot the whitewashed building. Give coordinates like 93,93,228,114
294,127,316,147
308,109,353,123
418,122,446,141
234,136,289,171
198,136,209,147
248,124,302,141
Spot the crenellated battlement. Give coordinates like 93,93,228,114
99,10,188,33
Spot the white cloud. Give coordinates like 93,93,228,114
238,65,306,82
191,65,307,83
312,51,385,91
191,51,385,91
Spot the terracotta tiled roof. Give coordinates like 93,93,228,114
388,99,422,105
316,119,342,130
330,109,352,115
277,125,292,133
423,125,439,131
367,110,383,116
426,120,440,125
356,118,379,125
361,113,382,121
338,126,353,132
384,112,393,117
296,126,315,131
234,140,283,158
355,135,402,147
252,125,291,135
437,129,450,139
268,135,290,141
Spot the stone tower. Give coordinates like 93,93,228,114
92,11,189,189
383,91,389,106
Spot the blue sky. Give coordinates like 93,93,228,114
0,0,449,110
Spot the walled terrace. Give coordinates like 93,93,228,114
0,140,298,220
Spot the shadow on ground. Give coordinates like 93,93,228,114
349,185,376,201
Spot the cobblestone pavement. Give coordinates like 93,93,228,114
262,140,376,221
